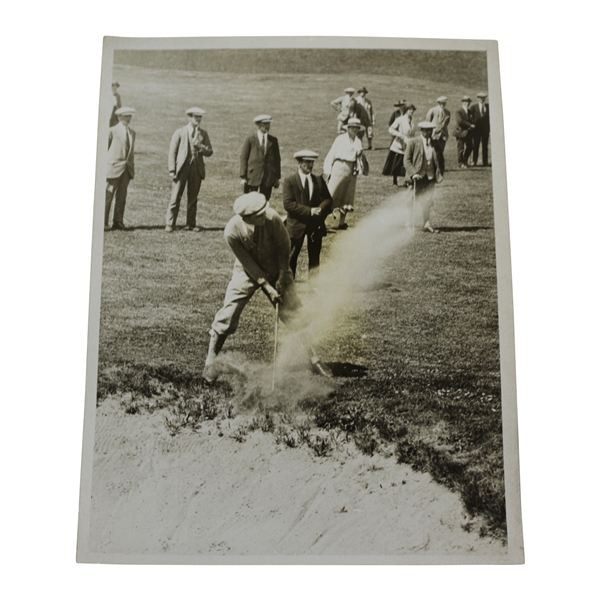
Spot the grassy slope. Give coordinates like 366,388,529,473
98,54,505,535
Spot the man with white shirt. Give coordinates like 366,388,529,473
239,115,281,202
404,121,444,233
283,150,333,278
166,107,213,232
471,92,490,166
203,192,332,382
105,107,136,231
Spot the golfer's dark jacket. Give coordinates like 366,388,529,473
469,103,490,134
283,173,332,239
453,108,473,139
239,133,281,188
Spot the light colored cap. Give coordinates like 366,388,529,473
436,96,448,103
344,117,365,131
418,121,436,129
344,87,356,94
186,107,206,116
253,114,272,124
293,150,319,161
233,192,268,218
477,92,488,99
461,95,472,102
115,107,135,116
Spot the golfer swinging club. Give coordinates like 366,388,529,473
203,192,332,382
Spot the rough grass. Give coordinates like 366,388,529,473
97,56,505,537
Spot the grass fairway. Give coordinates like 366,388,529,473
98,52,505,537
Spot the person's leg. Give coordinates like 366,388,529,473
457,138,465,166
166,164,189,229
419,180,437,232
185,168,202,228
289,234,306,278
113,171,131,227
472,128,481,165
105,179,118,227
259,183,273,201
482,131,490,165
306,229,323,274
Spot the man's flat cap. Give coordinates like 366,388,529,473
293,150,319,161
461,96,472,102
477,92,488,99
115,107,136,116
186,107,206,116
437,96,448,103
234,192,268,218
344,87,356,94
253,114,272,124
418,121,436,129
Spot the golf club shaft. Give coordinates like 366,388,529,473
272,303,279,391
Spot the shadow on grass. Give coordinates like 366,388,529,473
435,226,493,233
106,225,226,232
327,362,369,378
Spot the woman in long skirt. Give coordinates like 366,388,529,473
382,104,416,186
323,118,365,230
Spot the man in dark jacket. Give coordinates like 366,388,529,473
454,96,476,168
471,92,490,166
239,115,281,201
283,150,333,278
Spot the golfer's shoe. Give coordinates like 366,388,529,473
311,357,333,378
202,362,217,384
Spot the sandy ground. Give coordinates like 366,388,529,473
89,397,505,559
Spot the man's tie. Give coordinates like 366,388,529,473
302,176,309,203
263,134,267,153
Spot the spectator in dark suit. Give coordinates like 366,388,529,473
283,150,333,278
454,96,476,168
240,115,281,202
166,107,213,232
471,92,490,166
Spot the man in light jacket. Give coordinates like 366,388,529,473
426,96,451,174
404,121,443,233
105,106,136,230
166,107,213,232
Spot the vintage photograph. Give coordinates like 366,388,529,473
77,37,523,564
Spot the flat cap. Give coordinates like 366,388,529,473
253,114,272,124
477,92,488,99
293,150,319,161
436,96,448,103
461,96,472,102
186,107,206,116
344,87,356,94
115,107,136,116
418,121,436,129
233,192,268,218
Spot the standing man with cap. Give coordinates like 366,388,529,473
330,88,356,133
404,121,444,233
283,150,333,278
471,92,490,166
105,107,136,231
356,87,375,150
109,81,122,127
239,115,281,202
166,107,213,232
203,192,331,382
426,96,451,175
454,96,476,168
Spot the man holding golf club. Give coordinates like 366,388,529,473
403,121,443,233
203,192,331,383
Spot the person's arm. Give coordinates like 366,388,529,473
323,137,339,176
239,136,251,181
272,215,293,292
317,176,333,217
168,129,179,178
388,117,401,137
225,226,269,286
273,137,281,186
198,129,213,157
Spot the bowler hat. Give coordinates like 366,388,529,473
115,107,135,116
294,150,319,161
253,114,272,124
234,192,268,218
186,107,206,116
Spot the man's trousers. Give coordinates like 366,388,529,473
105,171,131,227
166,162,203,228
